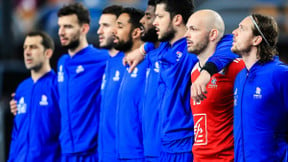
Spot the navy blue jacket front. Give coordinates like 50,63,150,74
9,70,61,162
57,45,109,154
234,59,288,161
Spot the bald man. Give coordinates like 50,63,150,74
185,10,244,161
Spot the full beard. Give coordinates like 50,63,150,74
158,25,176,42
62,32,81,51
113,36,133,53
141,27,158,43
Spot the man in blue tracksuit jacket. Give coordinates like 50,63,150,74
152,0,238,161
97,5,126,162
232,14,288,161
57,3,109,161
113,8,147,161
9,31,61,162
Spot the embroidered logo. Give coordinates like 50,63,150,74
154,61,160,73
17,97,27,114
176,51,183,62
146,68,150,78
194,114,208,145
76,65,84,74
131,67,138,78
58,65,64,82
101,74,106,90
208,77,218,89
234,88,238,106
113,70,120,81
39,95,48,106
253,87,262,99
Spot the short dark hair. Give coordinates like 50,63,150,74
102,5,123,18
155,0,194,24
251,13,279,62
57,2,90,25
148,0,156,6
26,31,55,51
121,7,144,29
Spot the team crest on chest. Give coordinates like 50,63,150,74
154,61,160,73
76,65,85,74
131,68,138,78
17,97,27,114
253,87,262,99
113,70,120,81
101,74,106,90
39,95,48,106
58,65,64,82
208,77,218,89
176,51,183,62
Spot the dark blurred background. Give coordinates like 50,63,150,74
0,0,287,161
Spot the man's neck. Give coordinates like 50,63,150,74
31,64,51,82
125,40,143,56
109,48,119,57
198,44,216,68
154,41,160,48
241,48,259,71
169,26,186,46
68,38,89,57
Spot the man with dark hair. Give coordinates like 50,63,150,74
139,0,162,161
232,14,288,161
57,2,109,161
113,7,147,161
152,0,238,161
8,31,61,162
152,1,197,161
96,5,126,162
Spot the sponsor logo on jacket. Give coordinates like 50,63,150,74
39,95,48,106
17,97,27,114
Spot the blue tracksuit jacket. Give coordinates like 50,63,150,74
98,51,125,161
234,59,288,161
142,42,167,158
57,45,109,154
116,58,148,159
8,70,61,162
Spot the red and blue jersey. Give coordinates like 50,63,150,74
159,35,238,154
234,59,288,161
8,70,61,162
98,51,125,161
57,45,109,154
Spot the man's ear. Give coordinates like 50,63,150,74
44,49,53,59
253,35,263,46
209,29,218,41
173,14,183,26
81,23,90,34
132,27,142,39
